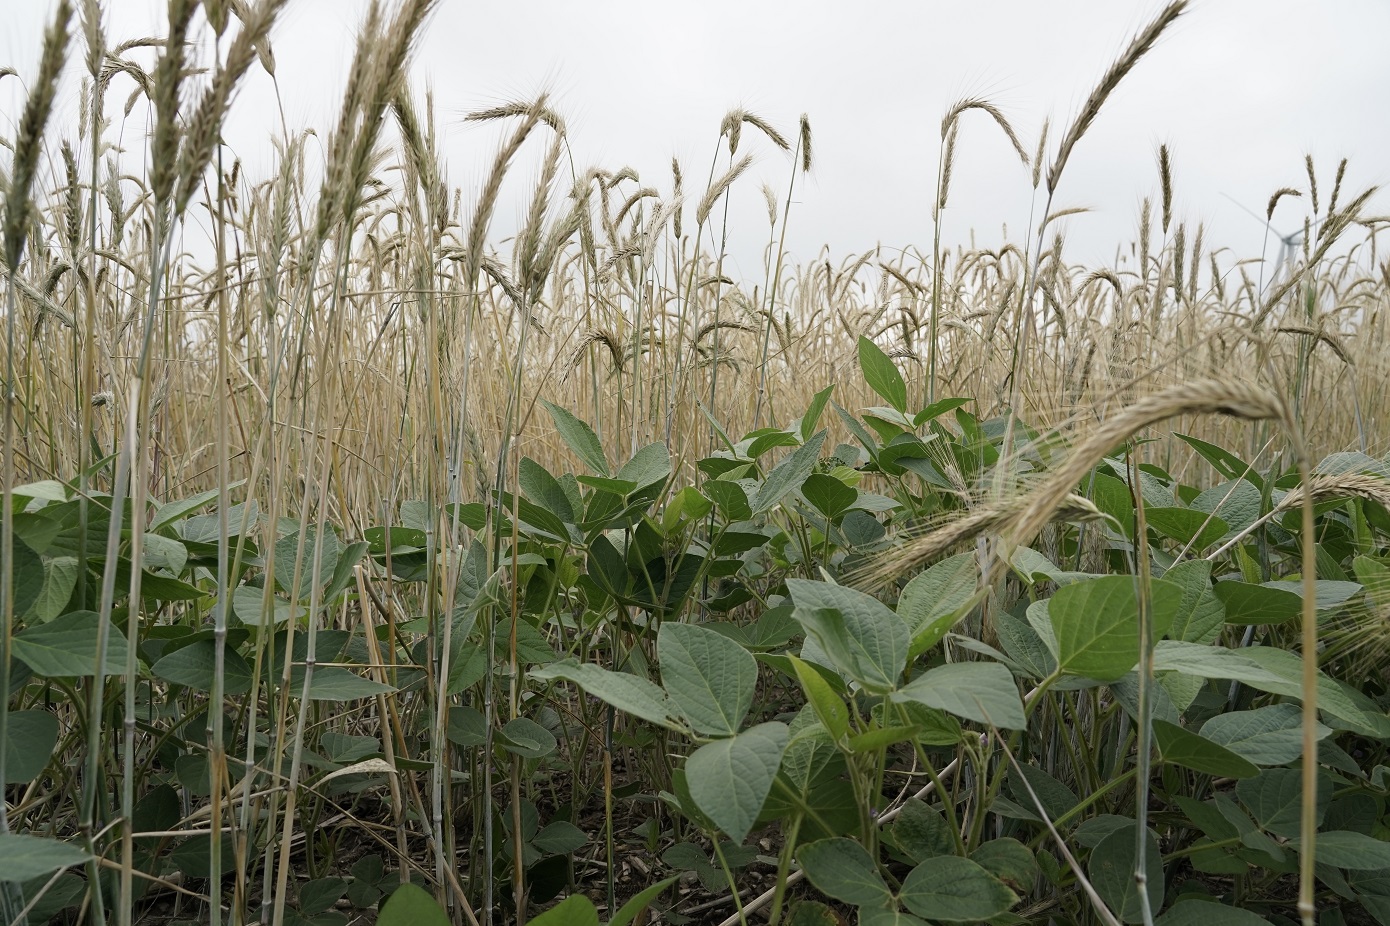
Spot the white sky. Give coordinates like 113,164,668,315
3,0,1388,281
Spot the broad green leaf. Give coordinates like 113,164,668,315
800,384,836,443
753,432,827,515
11,536,44,617
1050,576,1182,681
153,639,253,695
532,821,588,855
787,578,907,692
1236,767,1330,838
1200,703,1327,766
892,662,1025,730
231,586,302,626
542,402,609,477
788,655,849,742
1175,433,1256,485
303,668,395,701
899,855,1018,923
897,552,978,656
274,525,343,601
608,875,680,926
150,485,235,531
520,457,576,523
1152,720,1259,778
1161,560,1226,644
0,834,90,882
377,882,451,926
617,442,672,491
704,479,752,521
796,837,893,907
10,479,67,506
658,622,757,737
531,660,684,732
1155,899,1272,926
858,911,930,926
1264,579,1363,610
141,532,189,575
1295,830,1390,870
12,610,130,677
2,710,59,784
498,717,557,759
1191,478,1262,534
1153,642,1388,738
970,838,1038,894
300,877,348,915
858,336,908,412
890,799,955,863
1088,823,1163,924
684,722,788,842
801,473,857,519
1213,581,1302,625
25,555,79,623
1145,507,1229,550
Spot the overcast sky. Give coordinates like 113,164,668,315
3,0,1387,280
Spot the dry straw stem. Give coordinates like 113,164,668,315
1047,0,1188,194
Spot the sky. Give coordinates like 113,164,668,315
3,0,1388,281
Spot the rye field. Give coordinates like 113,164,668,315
2,2,1390,925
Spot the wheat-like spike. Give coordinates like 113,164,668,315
149,0,197,206
1328,157,1348,217
80,0,105,76
720,107,747,154
613,187,658,228
1266,187,1301,222
175,0,287,216
4,0,74,270
1158,144,1173,234
695,153,753,227
741,112,791,151
464,100,567,136
798,113,813,173
1031,117,1050,189
937,119,960,213
313,1,383,240
1304,154,1319,215
464,96,546,289
671,157,684,239
518,132,566,291
942,97,1028,164
1047,0,1188,194
1006,379,1287,552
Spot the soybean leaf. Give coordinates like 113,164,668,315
1050,576,1182,681
1295,830,1390,870
1155,901,1272,926
153,639,253,695
1088,822,1163,924
658,622,757,737
1145,507,1229,550
858,336,907,412
788,655,849,742
377,882,451,926
800,384,836,443
1162,560,1226,644
608,875,681,926
498,717,556,759
684,722,789,843
892,661,1025,730
1236,767,1331,838
787,579,907,692
1153,720,1259,779
1213,581,1302,625
753,432,827,515
1200,703,1328,766
801,473,857,519
12,610,131,677
2,710,59,784
0,835,90,882
899,855,1018,923
542,402,609,477
797,837,893,907
896,552,977,656
532,660,684,732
